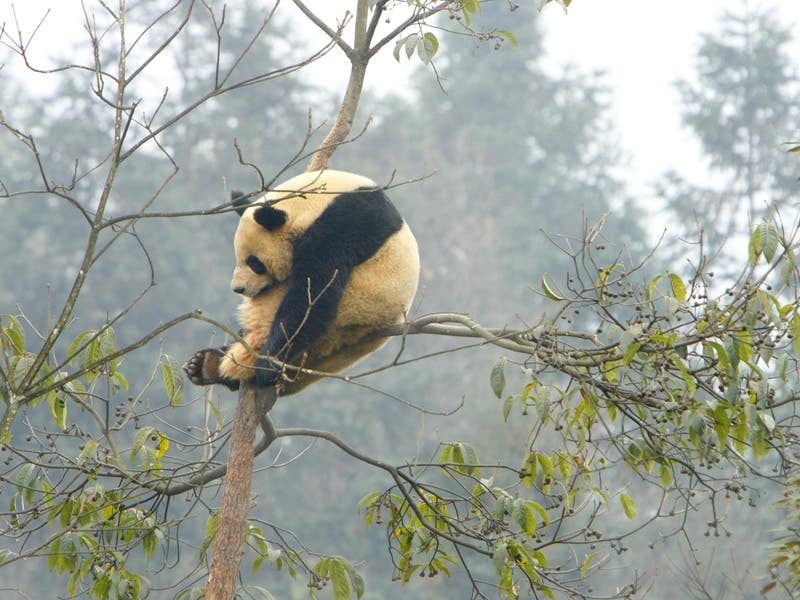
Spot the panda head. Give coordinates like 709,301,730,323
229,170,378,297
230,204,293,297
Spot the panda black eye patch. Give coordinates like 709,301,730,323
246,255,267,275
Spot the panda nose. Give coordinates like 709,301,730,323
232,285,246,295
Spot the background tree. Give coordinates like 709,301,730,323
1,1,799,599
657,6,800,269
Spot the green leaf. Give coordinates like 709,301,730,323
349,566,365,599
541,273,565,301
328,560,350,600
748,226,762,263
498,29,518,47
66,330,96,366
758,290,781,326
59,498,75,529
619,323,642,354
759,412,776,433
521,453,537,488
2,317,25,357
706,341,730,376
752,430,771,460
48,393,67,431
404,33,418,59
447,442,480,476
452,442,468,465
358,491,380,518
724,335,740,374
14,463,35,493
537,453,554,479
511,499,537,537
580,552,597,578
97,327,117,365
77,439,99,467
622,341,642,366
492,542,509,575
11,355,34,389
502,395,513,422
315,557,351,600
557,451,572,480
199,514,219,561
671,356,696,398
790,314,800,354
208,397,224,429
510,501,548,539
533,548,548,569
439,443,452,465
538,453,554,492
776,353,789,381
646,274,663,305
659,464,673,487
418,32,439,65
732,408,748,455
736,330,753,364
619,493,636,520
112,370,129,393
526,499,550,527
462,0,479,15
749,222,782,264
713,406,731,449
393,34,421,63
667,272,687,301
760,222,781,262
130,426,156,465
143,526,162,561
490,357,506,399
161,355,184,405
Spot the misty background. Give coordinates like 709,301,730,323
1,0,799,597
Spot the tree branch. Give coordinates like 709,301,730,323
291,0,353,58
306,0,369,171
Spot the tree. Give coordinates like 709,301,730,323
657,6,800,268
1,2,799,599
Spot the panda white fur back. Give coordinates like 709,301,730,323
184,170,420,395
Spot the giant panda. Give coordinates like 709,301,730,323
184,169,420,396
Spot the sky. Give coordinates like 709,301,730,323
286,0,800,198
3,0,799,198
541,1,799,191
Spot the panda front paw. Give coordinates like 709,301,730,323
184,349,215,385
184,348,240,391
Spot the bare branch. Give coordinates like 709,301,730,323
291,0,354,58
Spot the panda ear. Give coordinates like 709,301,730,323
231,190,250,216
253,205,288,231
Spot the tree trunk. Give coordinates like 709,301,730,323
206,385,275,599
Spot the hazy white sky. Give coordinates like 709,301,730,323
295,0,800,196
3,0,799,196
542,1,800,190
